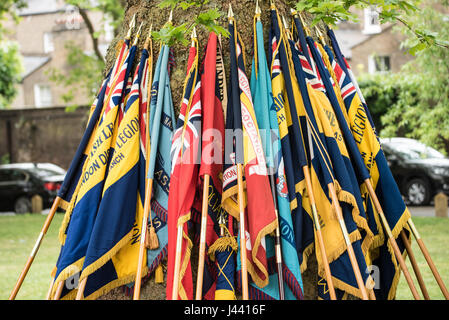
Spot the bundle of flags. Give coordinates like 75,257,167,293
40,3,434,302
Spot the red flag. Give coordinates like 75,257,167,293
195,32,231,300
167,41,202,300
230,19,277,288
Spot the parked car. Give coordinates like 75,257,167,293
380,138,449,206
0,163,66,214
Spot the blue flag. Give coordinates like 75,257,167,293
326,27,412,299
249,16,303,300
50,41,137,300
146,45,175,277
76,48,150,300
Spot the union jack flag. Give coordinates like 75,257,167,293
293,41,326,93
101,42,137,125
324,47,358,103
138,48,152,158
105,40,129,99
167,40,202,300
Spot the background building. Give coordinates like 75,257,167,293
333,6,413,76
5,0,112,109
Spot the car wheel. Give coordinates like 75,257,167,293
14,196,31,214
404,178,431,206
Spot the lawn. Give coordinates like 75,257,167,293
0,214,448,300
0,213,64,300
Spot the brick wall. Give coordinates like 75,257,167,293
0,106,90,169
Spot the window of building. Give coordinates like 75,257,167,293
34,84,53,107
43,32,54,53
363,7,381,34
368,55,391,73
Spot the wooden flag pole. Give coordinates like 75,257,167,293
172,22,196,301
302,167,337,300
75,278,87,300
400,230,430,299
256,0,285,300
327,182,369,300
237,163,249,300
133,178,154,300
195,174,211,300
9,196,61,300
45,277,55,300
364,179,421,300
171,223,184,300
133,25,159,300
53,279,64,300
407,218,449,299
75,23,148,302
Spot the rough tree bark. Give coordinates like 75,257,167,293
98,0,326,300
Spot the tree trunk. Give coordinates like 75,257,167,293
99,0,324,300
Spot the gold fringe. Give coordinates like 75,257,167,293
208,236,238,262
79,229,134,282
49,257,85,299
333,181,374,257
58,155,90,244
58,199,69,211
222,183,245,221
246,219,279,288
300,242,315,273
85,266,149,300
385,208,411,300
176,228,193,300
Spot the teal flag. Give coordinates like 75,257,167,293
146,45,175,274
246,18,304,300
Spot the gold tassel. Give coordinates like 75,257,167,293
145,226,159,250
154,265,164,283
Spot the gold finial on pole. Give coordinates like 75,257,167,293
228,3,234,19
255,0,262,19
315,25,326,46
143,24,153,50
298,12,311,37
290,7,298,16
126,13,137,39
191,26,197,46
133,22,144,46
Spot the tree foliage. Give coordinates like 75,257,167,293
359,0,449,154
295,0,449,54
0,41,22,109
0,0,26,109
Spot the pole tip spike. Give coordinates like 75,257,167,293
255,0,261,15
228,4,234,19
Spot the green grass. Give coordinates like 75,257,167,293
0,214,448,300
396,216,449,300
0,213,63,300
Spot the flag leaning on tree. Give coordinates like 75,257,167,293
75,46,150,300
196,31,230,300
167,33,202,301
269,5,314,281
145,44,176,283
227,12,278,291
49,35,138,300
326,28,412,300
249,12,303,300
288,43,372,300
